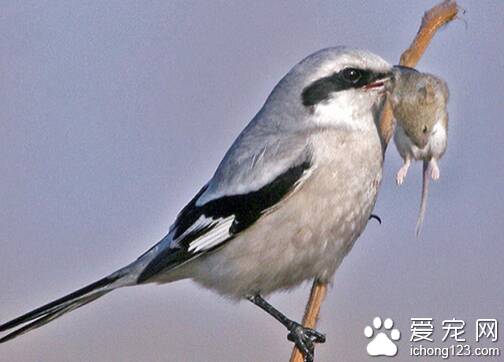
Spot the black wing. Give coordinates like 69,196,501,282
137,158,312,282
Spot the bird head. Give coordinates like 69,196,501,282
289,47,393,131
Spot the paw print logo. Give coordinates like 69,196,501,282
364,317,400,357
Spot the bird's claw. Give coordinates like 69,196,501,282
369,214,382,224
287,322,326,362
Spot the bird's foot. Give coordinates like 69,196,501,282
246,294,325,361
369,214,382,224
286,322,326,362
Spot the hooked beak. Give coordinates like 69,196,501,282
393,65,418,73
363,71,394,92
370,65,419,94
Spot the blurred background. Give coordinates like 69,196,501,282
1,1,503,361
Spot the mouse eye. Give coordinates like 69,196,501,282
422,126,429,134
342,68,362,83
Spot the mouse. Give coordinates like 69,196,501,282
390,66,449,235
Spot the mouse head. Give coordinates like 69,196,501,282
406,81,440,147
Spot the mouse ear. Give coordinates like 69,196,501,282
419,83,436,104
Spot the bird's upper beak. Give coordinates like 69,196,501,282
363,71,394,92
393,65,418,73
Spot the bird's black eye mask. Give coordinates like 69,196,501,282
301,68,388,107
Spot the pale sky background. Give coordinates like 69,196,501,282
1,1,503,361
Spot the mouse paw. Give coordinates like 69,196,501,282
396,166,409,185
429,160,440,180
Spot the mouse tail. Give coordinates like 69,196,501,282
416,160,430,237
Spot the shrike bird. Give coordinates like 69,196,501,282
0,46,392,361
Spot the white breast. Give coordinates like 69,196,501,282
189,126,384,298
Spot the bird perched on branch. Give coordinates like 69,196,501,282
0,47,393,362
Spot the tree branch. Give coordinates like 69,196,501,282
290,1,459,361
380,0,459,146
289,281,327,362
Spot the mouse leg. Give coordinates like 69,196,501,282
429,158,440,180
396,157,411,185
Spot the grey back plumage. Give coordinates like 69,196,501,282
198,46,388,204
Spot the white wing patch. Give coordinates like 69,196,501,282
176,215,208,239
186,216,235,253
183,165,312,254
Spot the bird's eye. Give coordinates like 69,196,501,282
422,126,429,134
342,68,362,83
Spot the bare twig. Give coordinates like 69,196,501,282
380,0,458,146
289,281,327,362
400,0,459,68
290,1,459,361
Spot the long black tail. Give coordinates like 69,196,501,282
0,271,127,343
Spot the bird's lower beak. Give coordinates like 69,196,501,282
363,71,394,91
